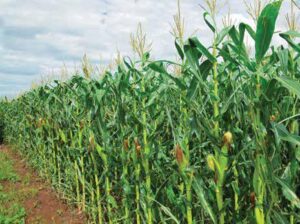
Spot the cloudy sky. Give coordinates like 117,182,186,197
0,0,298,97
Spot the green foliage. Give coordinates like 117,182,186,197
0,117,4,144
0,153,19,182
0,2,300,223
255,0,282,63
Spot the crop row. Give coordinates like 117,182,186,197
0,1,300,223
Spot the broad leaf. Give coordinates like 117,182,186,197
203,12,215,33
216,26,233,45
192,178,217,224
188,37,217,63
175,38,184,60
276,177,300,208
274,123,300,146
255,1,282,63
280,30,300,54
276,76,300,98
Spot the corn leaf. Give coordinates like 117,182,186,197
175,38,184,60
192,178,217,224
274,123,300,146
280,30,300,54
276,76,300,98
216,26,233,45
153,199,180,224
188,37,217,63
255,1,282,63
203,12,215,33
272,211,289,224
275,177,300,209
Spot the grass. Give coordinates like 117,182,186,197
0,151,26,223
0,151,40,224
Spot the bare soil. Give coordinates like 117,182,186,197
0,145,86,224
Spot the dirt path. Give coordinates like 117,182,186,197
0,145,86,224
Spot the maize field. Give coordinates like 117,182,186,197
0,1,300,223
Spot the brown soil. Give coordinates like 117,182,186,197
0,145,86,224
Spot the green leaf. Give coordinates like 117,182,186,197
199,59,213,79
277,48,289,73
107,195,118,208
175,38,184,60
187,76,199,100
280,31,300,53
255,1,282,63
274,123,300,146
148,61,167,74
296,148,300,162
216,26,233,45
192,178,217,224
276,76,300,98
184,43,201,74
59,130,66,143
253,155,267,195
148,61,186,90
275,177,300,208
228,26,239,45
152,199,180,224
281,30,300,38
273,123,300,161
203,12,215,33
272,211,289,224
188,37,217,63
239,23,256,41
96,144,107,163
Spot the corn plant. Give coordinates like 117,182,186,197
0,1,300,223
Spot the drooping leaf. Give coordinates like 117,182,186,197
216,26,233,45
203,12,215,33
272,211,289,224
192,177,217,224
188,37,217,63
153,199,180,224
277,48,289,73
276,76,300,98
274,123,300,146
239,23,256,42
280,30,300,54
199,59,213,80
184,42,202,74
148,61,168,74
275,177,300,208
